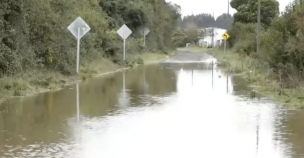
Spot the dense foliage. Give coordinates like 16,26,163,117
185,25,199,44
0,0,180,76
228,0,304,87
172,29,187,47
230,0,279,27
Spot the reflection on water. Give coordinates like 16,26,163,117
0,62,304,158
76,83,80,122
117,72,130,109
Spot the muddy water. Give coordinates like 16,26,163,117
1,53,304,157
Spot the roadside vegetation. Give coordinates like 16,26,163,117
0,0,180,101
193,48,303,109
187,0,304,109
225,0,304,109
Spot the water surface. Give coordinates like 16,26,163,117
0,52,304,158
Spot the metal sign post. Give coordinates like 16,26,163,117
117,24,132,61
124,39,126,61
67,17,91,74
224,40,227,53
140,27,150,46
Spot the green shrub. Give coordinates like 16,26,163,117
229,0,304,88
0,0,181,77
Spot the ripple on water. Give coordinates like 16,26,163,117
2,142,80,158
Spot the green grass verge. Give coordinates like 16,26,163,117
0,51,176,104
188,47,304,109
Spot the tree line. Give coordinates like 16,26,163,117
180,13,234,30
0,0,180,76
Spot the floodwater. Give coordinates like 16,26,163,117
1,51,304,158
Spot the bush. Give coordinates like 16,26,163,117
0,0,181,77
228,0,304,88
229,22,257,55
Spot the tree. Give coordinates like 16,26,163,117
215,14,233,30
185,24,199,43
228,0,304,89
172,29,187,47
181,14,215,28
0,0,181,77
230,0,279,27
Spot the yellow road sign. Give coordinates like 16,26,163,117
222,32,230,41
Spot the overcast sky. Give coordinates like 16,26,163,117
166,0,294,18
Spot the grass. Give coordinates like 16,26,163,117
188,47,304,109
0,50,176,104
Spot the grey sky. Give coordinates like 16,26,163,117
166,0,294,18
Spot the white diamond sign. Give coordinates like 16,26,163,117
67,17,91,40
67,16,91,74
117,24,132,61
140,27,150,36
117,24,132,40
139,27,150,46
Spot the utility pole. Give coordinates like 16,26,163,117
225,0,229,50
228,0,230,15
257,0,261,54
212,10,215,49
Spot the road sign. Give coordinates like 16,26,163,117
117,24,132,60
222,32,230,41
68,17,91,40
67,17,91,74
140,27,150,36
117,24,132,40
222,32,230,53
139,27,150,46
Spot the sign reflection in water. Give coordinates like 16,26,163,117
117,71,130,108
143,66,149,94
76,83,80,122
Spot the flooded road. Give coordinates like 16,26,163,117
1,51,304,158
